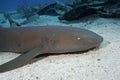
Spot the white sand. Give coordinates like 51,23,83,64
0,15,120,80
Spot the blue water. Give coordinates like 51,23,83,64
0,0,66,12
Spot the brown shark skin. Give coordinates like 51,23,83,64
0,26,103,73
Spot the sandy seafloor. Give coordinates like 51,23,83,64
0,14,120,80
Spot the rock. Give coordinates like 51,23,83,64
58,6,97,21
0,14,10,28
21,14,40,24
58,0,120,21
17,6,38,20
3,13,21,28
98,1,120,18
37,1,72,16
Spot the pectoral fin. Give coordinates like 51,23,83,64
0,46,45,73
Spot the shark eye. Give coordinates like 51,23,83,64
77,37,81,40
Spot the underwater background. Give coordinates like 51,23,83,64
0,0,66,12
